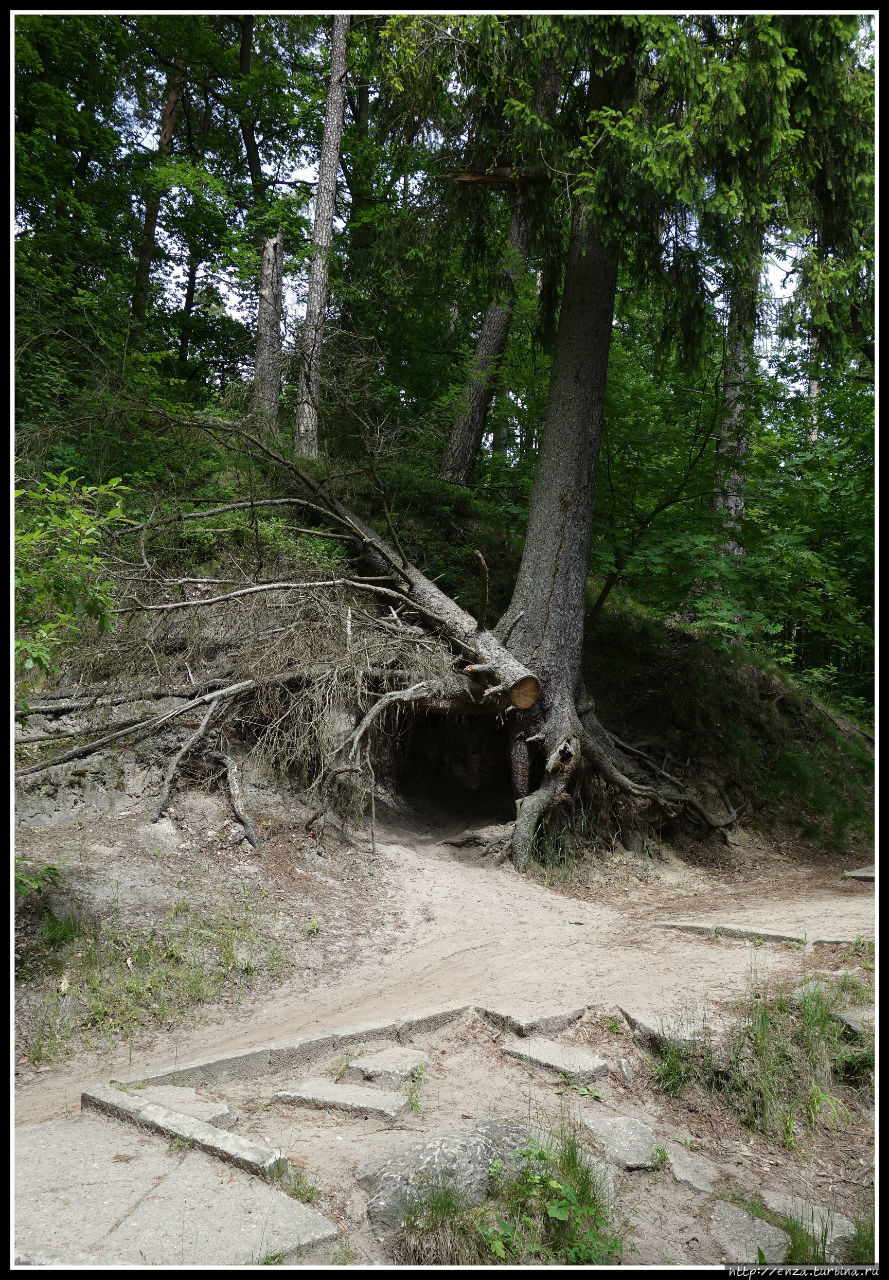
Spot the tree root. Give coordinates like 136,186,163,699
218,749,259,846
506,702,740,870
153,700,222,822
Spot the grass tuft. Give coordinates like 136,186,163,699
393,1124,626,1266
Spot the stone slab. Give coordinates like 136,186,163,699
112,1044,272,1089
760,1190,856,1253
113,1009,469,1093
709,1200,790,1264
837,1005,874,1036
273,1078,408,1122
842,865,875,881
136,1085,235,1130
395,1004,471,1040
342,1047,430,1089
476,1004,586,1038
665,1142,715,1193
15,1113,337,1266
500,1035,608,1083
582,1115,661,1171
82,1084,285,1179
657,921,806,945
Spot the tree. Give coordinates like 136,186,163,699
130,56,186,346
14,14,874,865
294,14,349,458
252,227,284,434
441,56,560,487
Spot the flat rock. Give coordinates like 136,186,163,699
618,1004,733,1063
273,1078,408,1122
139,1086,236,1131
15,1113,337,1266
582,1115,660,1171
760,1190,856,1253
477,1004,586,1037
342,1047,429,1090
357,1119,534,1227
709,1201,790,1264
842,865,874,881
500,1035,608,1083
665,1142,715,1193
837,1005,874,1036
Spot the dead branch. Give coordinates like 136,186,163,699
115,497,361,542
339,681,433,760
153,700,222,822
14,672,311,779
219,750,259,846
474,550,489,631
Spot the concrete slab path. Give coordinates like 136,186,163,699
14,1112,337,1266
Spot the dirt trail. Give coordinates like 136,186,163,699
14,812,874,1126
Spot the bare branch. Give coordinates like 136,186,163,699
153,700,222,822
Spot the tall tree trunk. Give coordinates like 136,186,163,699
252,227,284,435
294,13,349,459
711,219,764,559
497,205,618,701
441,60,559,488
494,205,620,865
178,248,199,366
237,16,266,202
130,59,185,347
807,332,820,441
441,188,533,486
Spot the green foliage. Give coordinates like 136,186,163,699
17,888,293,1063
15,468,129,676
394,1130,625,1266
651,971,873,1144
14,859,62,900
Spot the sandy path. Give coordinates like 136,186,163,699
14,818,874,1125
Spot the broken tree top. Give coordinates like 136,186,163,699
440,167,553,185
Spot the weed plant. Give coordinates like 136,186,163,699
273,1160,319,1204
652,971,874,1144
393,1125,625,1266
724,1192,873,1266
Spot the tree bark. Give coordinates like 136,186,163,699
252,227,284,435
237,16,266,202
441,188,533,486
711,219,764,559
178,246,199,366
294,13,349,458
441,60,559,488
130,59,185,346
493,205,629,867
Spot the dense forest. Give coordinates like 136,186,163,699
14,14,874,867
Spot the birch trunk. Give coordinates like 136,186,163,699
294,13,349,459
